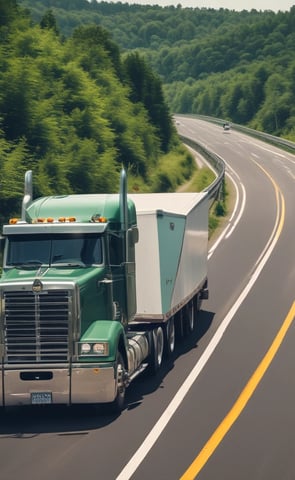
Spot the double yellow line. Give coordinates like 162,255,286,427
181,162,295,479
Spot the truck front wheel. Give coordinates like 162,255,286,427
111,352,127,413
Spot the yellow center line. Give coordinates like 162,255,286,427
180,300,295,480
181,163,293,479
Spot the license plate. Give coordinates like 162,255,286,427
31,392,52,405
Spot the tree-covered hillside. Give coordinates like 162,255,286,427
0,1,196,224
19,0,295,139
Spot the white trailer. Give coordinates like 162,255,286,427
129,192,209,325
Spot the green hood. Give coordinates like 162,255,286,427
0,265,104,283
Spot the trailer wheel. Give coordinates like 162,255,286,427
175,310,185,341
110,352,126,413
186,300,195,333
165,317,175,356
150,327,164,374
195,292,202,312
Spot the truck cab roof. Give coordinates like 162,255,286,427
25,194,136,227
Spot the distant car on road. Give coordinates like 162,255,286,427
223,122,231,132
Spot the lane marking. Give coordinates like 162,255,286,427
180,301,295,480
224,182,246,239
116,164,285,480
180,161,287,479
208,170,245,258
242,139,287,158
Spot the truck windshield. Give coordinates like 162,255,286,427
6,234,103,267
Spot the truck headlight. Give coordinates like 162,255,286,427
80,343,91,354
79,342,109,356
93,343,108,355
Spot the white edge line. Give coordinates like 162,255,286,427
116,182,282,480
225,182,246,239
208,171,244,258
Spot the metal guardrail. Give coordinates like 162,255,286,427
229,124,295,153
179,134,225,201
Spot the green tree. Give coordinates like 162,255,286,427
71,24,122,78
0,0,18,26
124,52,174,151
40,9,59,35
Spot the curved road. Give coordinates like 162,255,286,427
0,117,294,480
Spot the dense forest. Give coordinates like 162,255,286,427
0,0,197,225
19,0,295,140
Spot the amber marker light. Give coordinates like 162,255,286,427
9,218,19,224
91,214,108,223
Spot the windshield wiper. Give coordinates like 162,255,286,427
9,260,44,269
51,261,85,268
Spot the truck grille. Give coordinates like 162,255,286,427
3,290,71,363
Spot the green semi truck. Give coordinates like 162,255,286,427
0,169,209,411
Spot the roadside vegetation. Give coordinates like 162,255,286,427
209,182,228,239
20,0,295,140
0,1,227,273
0,1,197,227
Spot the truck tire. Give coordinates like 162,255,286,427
185,300,195,333
110,352,126,413
150,327,164,374
195,292,202,312
165,317,175,356
175,309,185,341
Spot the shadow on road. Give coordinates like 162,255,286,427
125,308,214,408
0,309,214,436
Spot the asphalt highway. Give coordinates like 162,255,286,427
0,117,294,480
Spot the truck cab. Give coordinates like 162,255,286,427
0,169,209,411
0,170,143,410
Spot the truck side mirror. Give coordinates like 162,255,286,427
0,236,5,253
0,236,5,270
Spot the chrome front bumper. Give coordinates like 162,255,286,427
0,364,116,406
